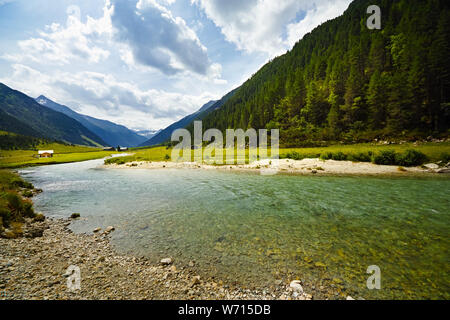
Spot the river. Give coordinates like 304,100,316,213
19,158,450,299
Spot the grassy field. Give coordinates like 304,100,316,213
105,142,450,167
0,142,117,168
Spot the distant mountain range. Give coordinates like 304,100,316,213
35,96,147,147
0,83,106,147
139,89,237,147
134,129,161,139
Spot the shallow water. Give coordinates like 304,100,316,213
19,159,450,299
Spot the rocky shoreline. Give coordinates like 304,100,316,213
103,158,450,176
0,218,316,300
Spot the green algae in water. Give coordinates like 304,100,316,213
21,160,450,299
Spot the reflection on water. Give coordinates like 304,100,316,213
20,159,450,299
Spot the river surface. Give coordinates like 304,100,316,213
19,159,450,299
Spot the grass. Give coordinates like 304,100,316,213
0,169,37,237
0,142,117,168
104,141,450,167
280,142,450,163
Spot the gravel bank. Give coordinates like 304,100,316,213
103,158,449,176
0,218,314,300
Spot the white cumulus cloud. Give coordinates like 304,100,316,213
192,0,351,57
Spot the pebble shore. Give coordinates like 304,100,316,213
0,218,314,300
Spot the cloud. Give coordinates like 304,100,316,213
12,4,112,65
192,0,351,57
110,0,217,76
0,64,217,130
2,0,222,79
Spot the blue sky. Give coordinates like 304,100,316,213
0,0,351,131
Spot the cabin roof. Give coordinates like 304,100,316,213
38,150,54,154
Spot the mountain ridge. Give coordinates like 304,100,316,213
0,83,107,147
36,95,147,147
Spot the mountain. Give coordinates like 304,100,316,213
0,83,106,147
139,89,237,147
134,129,161,139
195,0,450,146
0,108,41,139
138,100,216,147
36,96,147,147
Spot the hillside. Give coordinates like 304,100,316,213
196,0,450,147
0,83,106,147
0,131,48,150
0,109,41,139
140,89,238,147
36,96,147,147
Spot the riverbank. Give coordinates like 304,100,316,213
103,158,450,176
0,217,318,300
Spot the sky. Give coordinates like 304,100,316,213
0,0,351,131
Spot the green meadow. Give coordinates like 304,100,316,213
0,142,117,169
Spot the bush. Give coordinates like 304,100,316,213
165,154,170,160
440,152,450,164
0,207,10,222
348,152,373,162
373,150,397,165
396,149,428,167
22,201,35,218
104,157,126,165
320,151,347,161
10,178,34,189
320,152,333,160
22,190,33,198
332,152,348,161
6,193,22,212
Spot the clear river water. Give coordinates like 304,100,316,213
19,158,449,299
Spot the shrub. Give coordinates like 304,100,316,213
6,193,22,213
165,154,170,160
331,152,348,161
0,207,10,222
22,190,33,198
396,149,428,167
348,152,372,162
373,150,397,165
440,152,450,164
10,178,34,189
320,151,348,161
22,200,35,218
320,152,333,160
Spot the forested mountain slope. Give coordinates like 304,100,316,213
0,83,106,147
198,0,450,146
36,96,147,147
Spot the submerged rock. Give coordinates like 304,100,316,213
93,227,101,233
104,226,115,234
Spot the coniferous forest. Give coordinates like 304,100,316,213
198,0,450,147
